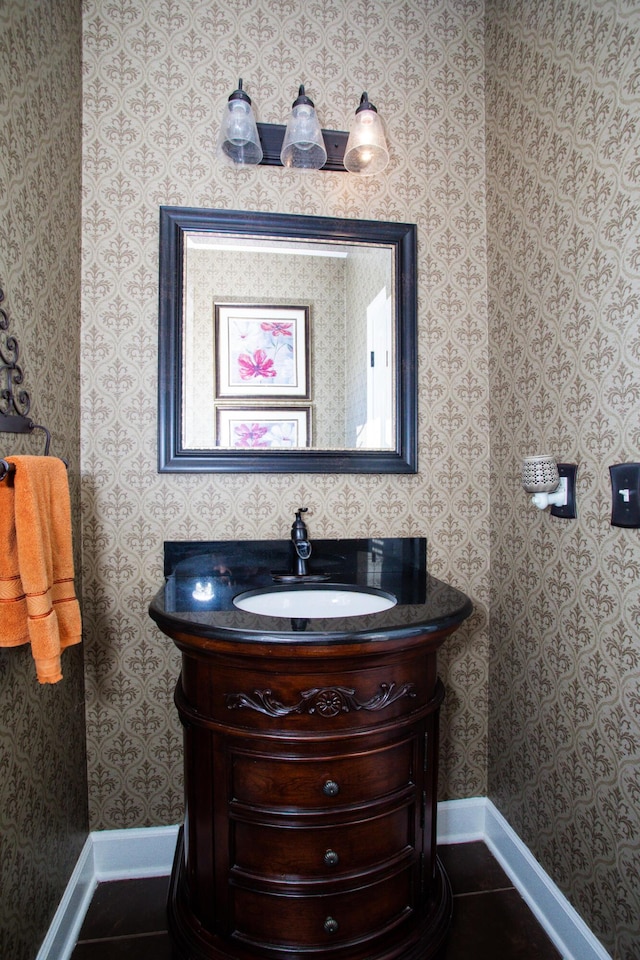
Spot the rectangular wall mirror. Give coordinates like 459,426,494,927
158,207,417,473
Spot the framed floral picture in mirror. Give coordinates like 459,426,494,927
216,407,311,448
215,303,309,399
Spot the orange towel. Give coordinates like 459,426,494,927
0,456,82,683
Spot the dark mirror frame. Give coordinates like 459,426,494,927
158,206,417,474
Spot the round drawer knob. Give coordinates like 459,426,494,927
324,848,339,866
324,916,339,934
323,779,340,797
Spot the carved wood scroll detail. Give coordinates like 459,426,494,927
225,682,416,718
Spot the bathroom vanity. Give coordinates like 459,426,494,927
149,538,472,960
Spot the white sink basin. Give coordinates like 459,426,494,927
233,584,397,618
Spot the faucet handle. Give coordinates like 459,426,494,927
292,508,309,532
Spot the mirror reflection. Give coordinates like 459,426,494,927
183,235,395,452
158,208,417,473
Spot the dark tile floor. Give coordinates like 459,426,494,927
70,842,562,959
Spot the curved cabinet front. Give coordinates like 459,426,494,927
157,623,462,960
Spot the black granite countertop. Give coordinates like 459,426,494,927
149,538,472,644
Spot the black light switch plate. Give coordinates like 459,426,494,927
609,463,640,528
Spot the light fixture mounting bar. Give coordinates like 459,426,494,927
256,122,349,171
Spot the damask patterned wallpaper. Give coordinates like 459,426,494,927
0,3,87,960
81,0,489,834
486,3,640,958
3,1,636,958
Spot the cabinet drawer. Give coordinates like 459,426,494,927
231,864,413,948
231,738,415,810
232,803,414,879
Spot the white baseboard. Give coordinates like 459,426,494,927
35,826,178,960
35,836,96,960
436,795,488,843
481,801,612,960
91,824,180,881
437,798,611,960
38,800,611,960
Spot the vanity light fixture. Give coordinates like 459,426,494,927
216,79,263,166
343,92,390,176
521,455,577,518
280,85,327,170
217,81,389,174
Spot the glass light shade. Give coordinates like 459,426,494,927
217,79,263,166
344,92,389,176
280,85,327,170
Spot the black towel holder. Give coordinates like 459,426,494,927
0,419,54,483
1,286,56,481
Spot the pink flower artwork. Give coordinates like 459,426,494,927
237,348,277,381
233,423,270,447
260,322,293,337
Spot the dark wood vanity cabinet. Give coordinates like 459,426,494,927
164,627,458,960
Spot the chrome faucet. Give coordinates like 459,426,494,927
291,508,312,576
